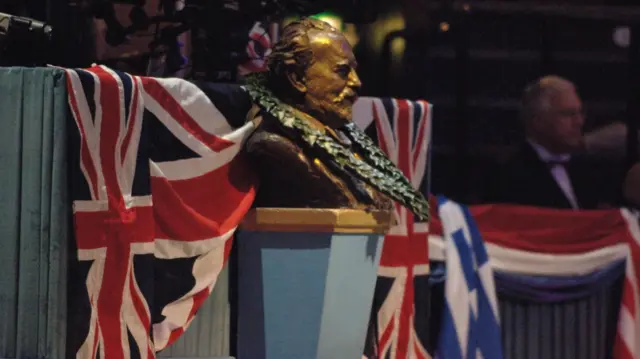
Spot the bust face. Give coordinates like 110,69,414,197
302,31,361,129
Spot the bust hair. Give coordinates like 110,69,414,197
265,17,339,97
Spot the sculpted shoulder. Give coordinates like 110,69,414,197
245,126,309,165
244,120,318,177
243,121,357,209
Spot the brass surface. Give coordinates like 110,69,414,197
265,18,360,129
242,18,429,221
240,208,394,234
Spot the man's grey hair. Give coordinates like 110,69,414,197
520,75,576,124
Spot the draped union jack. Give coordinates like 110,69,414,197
354,98,432,359
65,65,257,357
238,21,279,76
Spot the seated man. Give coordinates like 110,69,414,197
241,18,429,220
483,75,618,209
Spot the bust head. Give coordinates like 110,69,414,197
266,18,361,129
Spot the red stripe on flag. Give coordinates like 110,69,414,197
166,327,185,348
430,197,629,254
380,234,429,267
396,100,411,177
429,195,443,233
91,65,127,359
413,340,428,359
141,78,235,153
99,248,128,358
152,159,257,241
81,66,152,359
623,278,636,317
396,272,414,359
74,206,155,250
473,205,629,253
128,269,152,350
614,333,635,359
121,77,141,164
373,103,390,157
129,270,157,359
224,235,234,264
251,30,271,48
374,99,430,358
378,317,395,356
66,74,100,199
91,66,125,208
412,101,429,170
74,205,155,359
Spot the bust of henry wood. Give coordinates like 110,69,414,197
243,18,429,221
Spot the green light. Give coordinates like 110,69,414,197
311,11,339,19
311,11,344,31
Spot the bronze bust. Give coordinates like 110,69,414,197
243,18,429,221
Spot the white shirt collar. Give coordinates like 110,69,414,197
527,139,571,163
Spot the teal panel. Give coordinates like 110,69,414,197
237,231,332,359
0,67,69,358
317,234,383,359
236,230,384,359
158,265,231,357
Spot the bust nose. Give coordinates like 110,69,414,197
349,71,362,91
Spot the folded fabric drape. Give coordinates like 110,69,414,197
431,259,625,303
494,259,625,303
0,67,69,358
430,260,626,304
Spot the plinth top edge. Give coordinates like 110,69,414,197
240,208,395,234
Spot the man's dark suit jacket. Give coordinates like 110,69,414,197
483,143,620,209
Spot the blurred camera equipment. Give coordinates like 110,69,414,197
0,12,53,66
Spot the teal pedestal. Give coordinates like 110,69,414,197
236,208,391,359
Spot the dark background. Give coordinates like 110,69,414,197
2,0,637,204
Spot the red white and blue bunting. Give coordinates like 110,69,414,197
430,199,640,359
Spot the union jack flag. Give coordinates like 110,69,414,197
65,65,257,357
237,22,279,76
354,98,432,359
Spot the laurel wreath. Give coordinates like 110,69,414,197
243,72,429,221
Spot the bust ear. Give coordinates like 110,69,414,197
285,66,307,94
